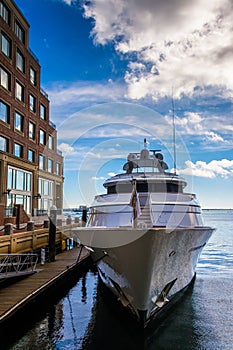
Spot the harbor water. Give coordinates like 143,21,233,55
2,210,233,350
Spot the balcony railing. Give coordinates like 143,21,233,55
49,120,56,129
36,209,48,216
29,48,39,63
4,207,16,217
40,88,49,99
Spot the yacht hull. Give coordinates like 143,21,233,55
86,226,213,326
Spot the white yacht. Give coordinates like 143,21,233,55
72,140,214,326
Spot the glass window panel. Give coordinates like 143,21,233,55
29,121,35,140
39,154,45,170
28,149,35,163
16,49,25,73
7,167,32,192
26,195,31,214
0,135,8,151
44,181,49,195
43,199,49,210
29,94,36,112
15,111,24,132
0,100,10,123
39,178,42,194
16,170,24,190
26,173,31,191
1,32,11,57
15,194,23,205
30,67,36,85
40,129,46,145
0,2,10,25
16,81,24,101
56,163,60,175
49,182,53,196
48,159,53,173
0,66,10,90
48,135,54,149
40,104,46,119
15,21,25,43
14,143,23,157
7,166,13,188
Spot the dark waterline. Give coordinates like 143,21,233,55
2,210,233,350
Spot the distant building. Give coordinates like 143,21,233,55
0,0,64,216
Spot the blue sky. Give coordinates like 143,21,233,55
16,0,233,208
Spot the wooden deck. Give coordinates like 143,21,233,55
0,247,90,325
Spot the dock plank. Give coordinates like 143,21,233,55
0,247,90,324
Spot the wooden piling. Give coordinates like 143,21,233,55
49,210,57,262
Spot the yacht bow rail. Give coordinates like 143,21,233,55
0,253,38,280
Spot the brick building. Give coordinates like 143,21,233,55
0,0,64,216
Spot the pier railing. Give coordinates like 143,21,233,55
0,225,80,254
0,253,38,279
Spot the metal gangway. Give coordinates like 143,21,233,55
0,253,38,281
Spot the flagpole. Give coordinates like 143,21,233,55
172,89,177,175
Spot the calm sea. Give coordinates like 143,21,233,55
2,210,233,350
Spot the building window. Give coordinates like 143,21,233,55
39,178,53,196
29,121,36,140
56,163,61,176
48,158,53,173
15,111,24,132
38,178,53,212
0,100,10,123
15,20,25,44
39,154,46,170
48,135,54,150
8,167,31,191
39,129,46,145
28,149,35,163
40,104,46,120
0,1,10,25
16,49,25,73
0,65,11,90
0,135,8,151
14,142,23,158
30,67,36,85
15,81,24,102
7,166,32,214
1,31,11,58
29,94,36,112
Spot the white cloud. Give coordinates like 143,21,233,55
165,111,232,146
62,0,72,5
83,0,233,99
204,131,226,143
57,142,77,156
55,102,175,146
179,159,233,178
47,81,126,107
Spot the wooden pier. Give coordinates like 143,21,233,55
0,246,90,325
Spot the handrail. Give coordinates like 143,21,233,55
0,253,38,278
148,193,154,226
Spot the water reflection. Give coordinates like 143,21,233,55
5,269,233,350
81,274,87,304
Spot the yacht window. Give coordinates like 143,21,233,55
107,181,182,194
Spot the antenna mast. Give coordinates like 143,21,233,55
171,91,177,174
